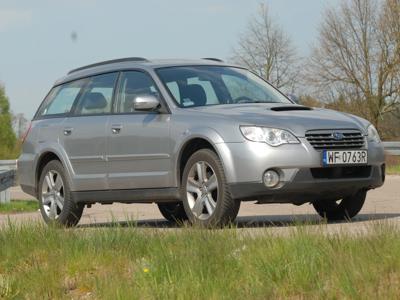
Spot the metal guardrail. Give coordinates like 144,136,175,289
0,160,17,203
383,142,400,156
0,170,15,192
0,169,15,203
0,160,17,169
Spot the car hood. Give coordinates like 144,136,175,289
185,104,369,137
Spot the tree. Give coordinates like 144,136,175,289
13,113,28,138
379,107,400,139
231,3,299,91
298,95,324,108
306,0,400,130
0,85,17,159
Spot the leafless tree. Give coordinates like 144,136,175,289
231,4,299,92
306,0,400,129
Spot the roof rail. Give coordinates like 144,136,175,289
202,57,224,63
68,57,148,74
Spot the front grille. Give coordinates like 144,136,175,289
311,166,371,179
305,129,365,150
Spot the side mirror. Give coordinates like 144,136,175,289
133,95,160,111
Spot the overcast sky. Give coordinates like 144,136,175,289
0,0,340,118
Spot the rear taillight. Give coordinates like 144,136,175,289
21,122,32,144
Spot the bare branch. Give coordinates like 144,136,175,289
230,3,299,91
305,0,400,129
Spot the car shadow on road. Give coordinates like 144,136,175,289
235,213,400,228
78,213,400,229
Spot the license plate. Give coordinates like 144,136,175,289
322,150,368,166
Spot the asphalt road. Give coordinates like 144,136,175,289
2,176,399,234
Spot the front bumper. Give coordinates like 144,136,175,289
229,164,385,204
215,138,385,203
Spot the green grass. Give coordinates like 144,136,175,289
1,222,400,299
386,155,400,175
0,200,38,214
387,164,400,175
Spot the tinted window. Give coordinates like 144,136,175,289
73,73,118,115
37,79,86,117
115,71,158,113
156,66,291,107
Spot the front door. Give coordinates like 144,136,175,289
107,71,172,190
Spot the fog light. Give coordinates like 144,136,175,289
263,170,280,188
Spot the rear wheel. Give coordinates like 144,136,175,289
38,160,84,226
157,202,188,223
312,190,366,221
181,149,240,227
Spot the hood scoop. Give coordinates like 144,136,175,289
270,105,313,112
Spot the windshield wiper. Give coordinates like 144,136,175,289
236,100,276,104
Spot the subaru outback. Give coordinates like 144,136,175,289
18,57,386,226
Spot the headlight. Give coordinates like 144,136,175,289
240,126,300,146
367,124,381,143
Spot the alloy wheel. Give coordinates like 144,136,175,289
41,170,65,219
186,161,219,220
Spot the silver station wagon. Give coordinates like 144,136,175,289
18,57,386,226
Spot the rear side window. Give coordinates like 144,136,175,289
73,73,118,116
37,79,86,117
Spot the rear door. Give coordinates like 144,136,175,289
60,72,118,191
107,70,172,189
33,81,84,185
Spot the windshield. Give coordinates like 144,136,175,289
156,66,292,108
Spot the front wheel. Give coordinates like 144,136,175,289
38,160,84,226
181,149,240,227
312,190,366,221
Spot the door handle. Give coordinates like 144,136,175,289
63,127,73,136
111,124,122,134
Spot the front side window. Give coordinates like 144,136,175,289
73,73,118,116
115,71,158,113
37,79,86,117
156,66,291,107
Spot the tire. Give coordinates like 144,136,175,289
312,190,366,221
157,202,188,223
38,160,84,226
180,149,240,227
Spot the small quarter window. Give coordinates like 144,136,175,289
37,79,85,117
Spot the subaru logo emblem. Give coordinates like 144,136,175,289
332,132,344,140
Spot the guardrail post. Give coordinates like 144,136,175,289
0,189,10,204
